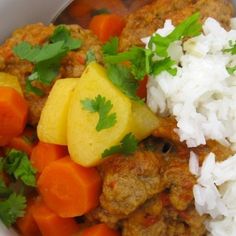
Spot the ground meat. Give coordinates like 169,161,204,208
122,195,206,236
0,23,102,125
162,158,196,211
119,0,233,51
99,151,164,216
89,136,226,235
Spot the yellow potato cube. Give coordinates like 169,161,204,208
37,78,78,145
0,72,22,95
131,101,159,140
67,62,133,167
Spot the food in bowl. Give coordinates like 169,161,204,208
0,0,235,235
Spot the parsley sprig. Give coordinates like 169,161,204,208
102,13,202,101
0,193,26,227
102,133,138,157
13,25,82,96
2,150,37,187
81,95,117,131
223,40,236,55
0,149,36,227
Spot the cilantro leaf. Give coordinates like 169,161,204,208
13,42,41,63
226,66,236,75
3,150,37,187
224,40,236,55
148,12,202,57
81,95,117,131
13,25,82,95
50,25,82,50
0,193,26,227
102,37,119,56
105,63,141,101
86,50,96,65
102,133,138,157
152,57,177,76
0,180,12,198
104,47,151,80
91,8,110,16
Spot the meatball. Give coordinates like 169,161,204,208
119,0,233,51
0,23,102,125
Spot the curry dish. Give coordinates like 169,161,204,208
0,0,235,236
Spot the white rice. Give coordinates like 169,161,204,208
146,17,236,148
190,152,236,236
145,18,236,235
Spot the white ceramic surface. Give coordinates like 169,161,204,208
0,0,73,43
0,0,236,235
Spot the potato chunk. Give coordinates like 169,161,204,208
67,63,133,166
131,101,159,140
37,78,78,145
0,72,22,95
67,62,159,167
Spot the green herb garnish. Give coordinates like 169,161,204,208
0,193,26,227
102,37,119,56
105,63,141,101
81,95,117,131
148,12,202,57
91,8,110,16
102,133,138,157
85,49,96,64
2,150,37,187
226,66,236,75
224,40,236,55
13,25,82,95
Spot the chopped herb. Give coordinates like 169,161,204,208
50,25,82,50
102,37,119,56
13,25,82,95
0,193,26,227
102,133,138,157
223,40,236,55
3,150,37,187
91,8,110,16
105,63,141,101
148,12,202,57
81,95,117,131
0,180,12,198
152,57,177,76
86,50,96,64
226,66,236,75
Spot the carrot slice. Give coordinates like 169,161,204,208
82,224,120,236
89,14,125,42
30,142,68,173
37,157,102,217
0,87,28,136
0,135,12,146
32,200,80,236
17,199,41,236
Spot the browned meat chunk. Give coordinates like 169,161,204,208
99,151,164,216
119,0,233,51
0,23,102,125
162,158,195,211
122,195,206,236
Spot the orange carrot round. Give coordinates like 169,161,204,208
32,200,80,236
37,157,102,217
82,223,120,236
0,86,28,137
0,135,12,146
89,14,125,42
17,199,41,236
30,142,68,173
